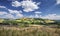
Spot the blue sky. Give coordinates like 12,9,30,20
0,0,60,20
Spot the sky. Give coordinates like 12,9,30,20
0,0,60,20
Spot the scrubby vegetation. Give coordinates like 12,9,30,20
0,18,60,28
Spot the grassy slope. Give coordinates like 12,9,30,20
0,18,60,36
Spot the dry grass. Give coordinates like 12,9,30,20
0,25,60,36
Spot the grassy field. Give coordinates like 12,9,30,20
0,18,60,36
0,25,60,36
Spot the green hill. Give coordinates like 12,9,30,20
0,18,59,26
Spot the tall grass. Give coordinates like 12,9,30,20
0,26,60,36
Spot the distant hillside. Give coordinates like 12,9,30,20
0,18,59,26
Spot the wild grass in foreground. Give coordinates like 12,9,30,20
0,25,60,36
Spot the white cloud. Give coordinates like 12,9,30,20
29,14,41,18
29,13,60,20
0,5,23,19
0,11,23,19
5,14,15,19
56,0,60,4
0,6,6,8
8,9,22,14
0,12,8,15
29,11,42,18
0,11,14,19
35,11,42,14
36,2,41,5
0,6,14,19
34,11,42,18
12,0,40,12
8,9,23,18
12,1,21,7
21,0,40,12
15,13,23,18
0,8,23,19
29,15,34,18
41,14,60,20
35,14,39,18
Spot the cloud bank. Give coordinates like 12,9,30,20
41,14,60,20
12,0,40,12
0,5,23,19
